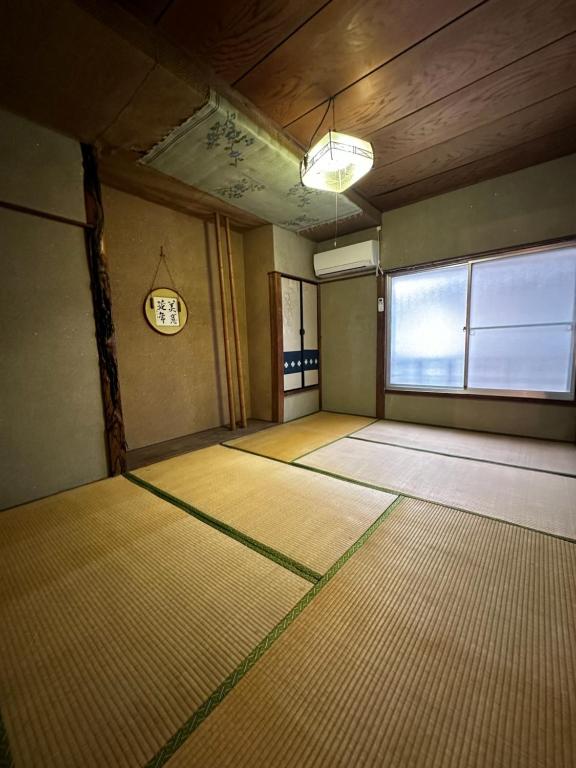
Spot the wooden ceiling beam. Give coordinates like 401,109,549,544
357,86,576,199
375,125,576,211
284,0,576,147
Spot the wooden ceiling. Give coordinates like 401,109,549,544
118,0,576,211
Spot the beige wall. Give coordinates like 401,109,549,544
0,110,108,510
321,155,576,439
320,276,378,417
284,389,320,422
273,225,315,281
102,186,250,449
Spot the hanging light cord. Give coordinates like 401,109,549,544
306,96,334,152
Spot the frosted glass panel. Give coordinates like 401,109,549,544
470,248,576,327
468,325,574,392
389,266,467,388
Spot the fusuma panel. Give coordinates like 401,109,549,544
282,277,319,392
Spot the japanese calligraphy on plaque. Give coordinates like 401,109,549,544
144,287,188,335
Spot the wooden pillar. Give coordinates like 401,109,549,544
224,217,247,427
269,272,284,423
376,272,386,420
81,144,127,474
214,212,236,430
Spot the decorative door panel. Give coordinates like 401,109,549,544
302,282,319,387
282,277,319,392
282,277,303,391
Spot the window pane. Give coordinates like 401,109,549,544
470,248,576,327
468,325,574,392
389,266,467,388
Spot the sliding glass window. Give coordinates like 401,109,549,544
386,244,576,399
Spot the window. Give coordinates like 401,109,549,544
387,244,576,399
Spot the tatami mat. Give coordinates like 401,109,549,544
354,419,576,476
133,445,397,575
165,498,576,768
0,477,309,768
225,411,375,461
299,438,576,539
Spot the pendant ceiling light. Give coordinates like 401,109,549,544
300,97,374,193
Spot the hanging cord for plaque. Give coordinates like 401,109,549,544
144,248,188,335
148,246,181,312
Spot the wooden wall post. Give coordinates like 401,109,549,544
224,217,247,428
214,212,236,430
376,272,386,420
269,272,284,423
81,144,127,474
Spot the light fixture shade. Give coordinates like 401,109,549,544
300,130,374,192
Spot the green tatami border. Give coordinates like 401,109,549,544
144,494,404,768
291,417,379,462
348,434,576,479
221,411,379,463
124,472,321,584
223,442,576,544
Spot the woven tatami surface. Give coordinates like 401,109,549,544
165,497,576,768
299,437,576,539
134,445,397,574
0,477,309,768
354,419,576,475
225,411,374,461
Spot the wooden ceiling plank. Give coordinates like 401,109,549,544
233,0,481,128
158,0,328,85
286,0,576,148
113,0,170,23
362,33,576,177
358,86,576,198
0,0,155,143
375,126,576,211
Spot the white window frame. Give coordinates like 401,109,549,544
385,241,576,401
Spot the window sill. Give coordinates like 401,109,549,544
385,386,575,405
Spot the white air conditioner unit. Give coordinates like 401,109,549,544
314,240,379,278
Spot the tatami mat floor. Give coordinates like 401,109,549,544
166,498,576,768
1,412,575,767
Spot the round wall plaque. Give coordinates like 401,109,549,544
144,287,188,335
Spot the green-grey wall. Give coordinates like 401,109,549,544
381,153,576,269
321,275,377,417
320,154,576,439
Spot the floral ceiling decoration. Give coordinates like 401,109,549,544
140,90,362,233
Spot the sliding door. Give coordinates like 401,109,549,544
281,277,319,392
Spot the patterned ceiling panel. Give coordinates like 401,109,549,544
141,90,361,233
